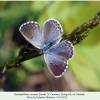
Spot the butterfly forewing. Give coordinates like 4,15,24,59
43,19,63,45
19,21,43,49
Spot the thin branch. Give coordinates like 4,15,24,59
2,11,100,72
66,11,100,45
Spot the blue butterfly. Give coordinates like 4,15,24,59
19,19,74,77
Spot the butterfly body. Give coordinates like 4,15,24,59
40,42,53,54
19,18,74,77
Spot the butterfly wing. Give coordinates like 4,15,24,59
49,40,74,60
44,52,68,77
44,40,74,77
43,18,63,45
19,21,43,49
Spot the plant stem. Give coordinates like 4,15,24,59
2,11,100,72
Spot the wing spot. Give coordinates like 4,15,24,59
30,21,34,23
64,69,66,72
27,22,30,24
19,24,24,31
31,36,33,39
23,23,26,25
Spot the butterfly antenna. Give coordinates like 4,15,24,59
41,56,45,68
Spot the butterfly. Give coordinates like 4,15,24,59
19,18,74,77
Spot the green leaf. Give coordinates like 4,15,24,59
70,44,100,90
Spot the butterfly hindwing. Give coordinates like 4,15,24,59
44,40,74,77
44,52,68,77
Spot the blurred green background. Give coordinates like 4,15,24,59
0,1,100,91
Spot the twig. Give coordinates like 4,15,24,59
2,11,100,72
